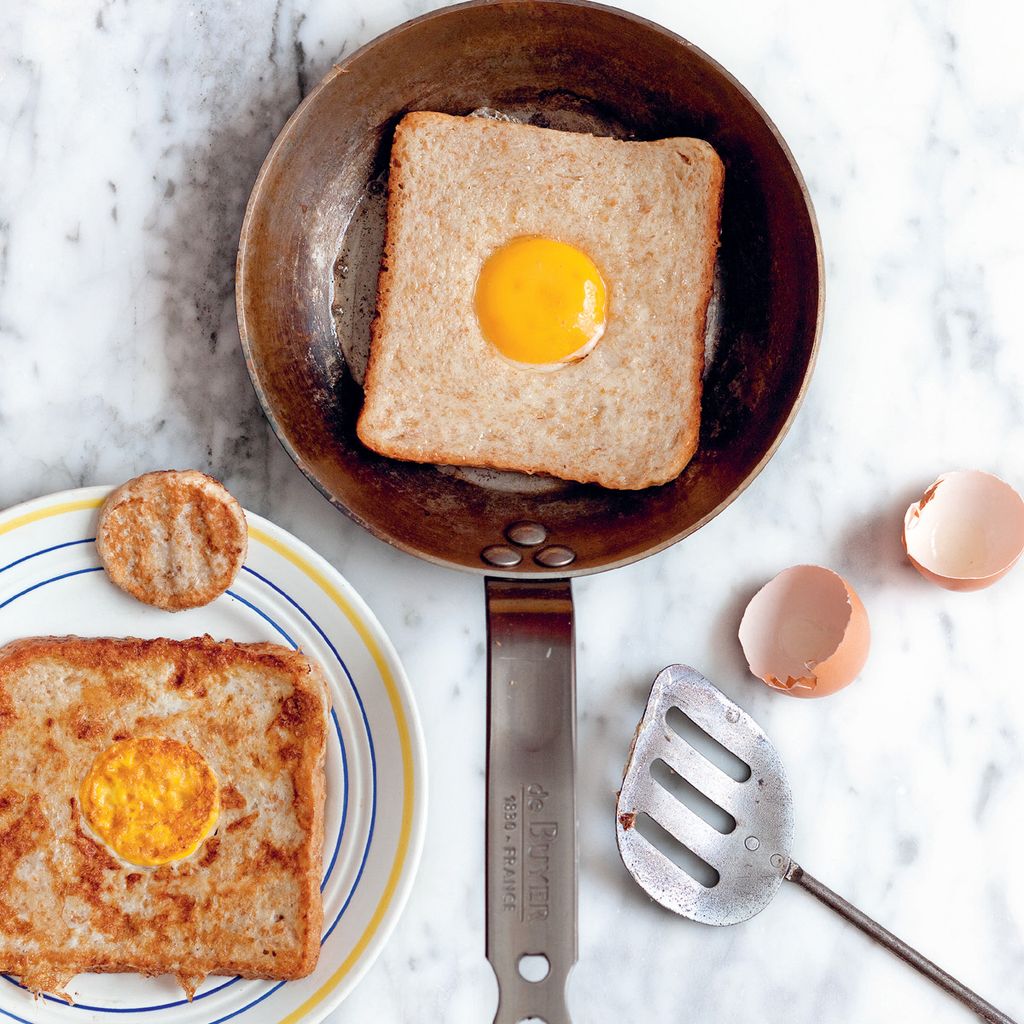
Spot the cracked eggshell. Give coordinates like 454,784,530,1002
738,565,870,699
902,470,1024,592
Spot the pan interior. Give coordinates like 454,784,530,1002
237,0,822,576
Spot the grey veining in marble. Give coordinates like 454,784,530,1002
2,0,1023,1021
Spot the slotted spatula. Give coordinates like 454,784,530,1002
616,665,1016,1024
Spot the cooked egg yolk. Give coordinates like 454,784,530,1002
79,737,219,866
474,236,607,368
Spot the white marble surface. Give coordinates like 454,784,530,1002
3,0,1024,1021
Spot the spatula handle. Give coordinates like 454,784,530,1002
786,862,1017,1024
485,578,577,1024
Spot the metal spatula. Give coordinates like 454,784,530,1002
616,665,1016,1024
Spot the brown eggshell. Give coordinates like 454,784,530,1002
902,470,1024,592
738,565,871,699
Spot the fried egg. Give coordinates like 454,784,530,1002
79,736,220,866
474,235,607,369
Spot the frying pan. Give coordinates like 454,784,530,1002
236,1,822,1020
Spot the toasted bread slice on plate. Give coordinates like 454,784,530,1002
0,636,328,999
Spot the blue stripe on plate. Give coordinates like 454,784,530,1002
226,589,348,893
0,542,376,1023
0,566,103,610
0,538,95,577
240,568,380,950
0,1006,37,1024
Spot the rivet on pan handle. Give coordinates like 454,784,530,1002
485,578,577,1024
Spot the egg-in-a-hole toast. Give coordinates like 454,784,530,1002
357,111,724,491
0,635,328,1000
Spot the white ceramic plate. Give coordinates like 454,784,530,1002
0,487,427,1024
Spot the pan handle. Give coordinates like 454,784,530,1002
486,577,577,1024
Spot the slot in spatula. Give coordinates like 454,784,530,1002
616,665,1016,1024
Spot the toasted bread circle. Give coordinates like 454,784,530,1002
96,470,247,611
0,635,329,999
356,112,724,490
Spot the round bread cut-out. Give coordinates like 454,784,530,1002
96,470,248,610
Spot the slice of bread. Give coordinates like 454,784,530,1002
96,470,247,611
356,112,724,490
0,636,328,999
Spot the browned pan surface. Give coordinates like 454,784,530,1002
236,0,823,576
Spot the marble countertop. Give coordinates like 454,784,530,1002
3,0,1023,1021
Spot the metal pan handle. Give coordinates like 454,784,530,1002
485,578,577,1024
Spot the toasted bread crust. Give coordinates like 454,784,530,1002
357,111,724,490
96,471,247,611
0,635,328,998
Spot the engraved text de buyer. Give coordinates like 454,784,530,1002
502,784,557,921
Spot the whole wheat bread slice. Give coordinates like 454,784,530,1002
356,112,724,490
0,636,328,1000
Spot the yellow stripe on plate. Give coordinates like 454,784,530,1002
0,497,103,536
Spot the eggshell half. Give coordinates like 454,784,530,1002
738,565,871,699
902,470,1024,592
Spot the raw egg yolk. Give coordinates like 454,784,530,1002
474,236,607,368
79,737,220,866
